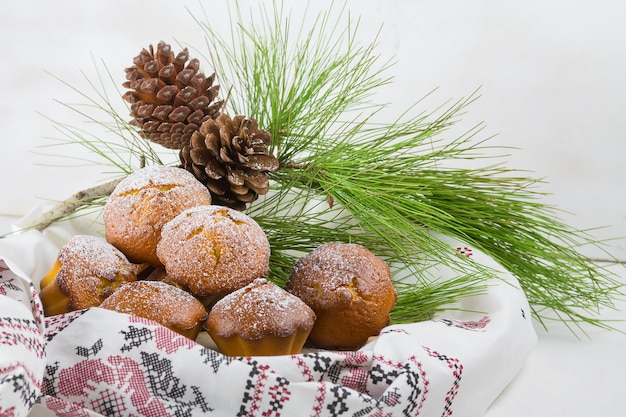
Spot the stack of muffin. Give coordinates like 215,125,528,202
39,165,397,356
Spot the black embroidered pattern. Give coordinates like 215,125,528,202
326,385,350,417
370,362,400,386
76,339,103,358
237,359,263,417
199,346,231,373
0,276,21,292
266,376,290,415
308,353,333,377
140,351,213,416
44,310,86,342
400,362,423,416
0,367,40,410
0,316,44,359
352,406,376,417
119,326,153,351
378,386,402,408
326,362,345,385
41,361,60,397
92,388,128,416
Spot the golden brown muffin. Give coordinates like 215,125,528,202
103,165,212,266
205,278,316,356
40,235,138,316
285,242,397,350
100,280,208,340
156,205,271,298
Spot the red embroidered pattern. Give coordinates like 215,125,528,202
437,315,491,331
128,315,197,354
0,405,17,417
44,395,97,416
0,318,45,359
456,246,473,257
294,355,315,382
408,355,430,415
423,346,463,417
310,381,327,417
57,356,169,416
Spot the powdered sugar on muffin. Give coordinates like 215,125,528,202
157,205,270,297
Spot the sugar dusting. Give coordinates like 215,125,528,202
100,280,207,330
208,278,316,340
286,242,395,309
104,166,212,221
103,165,212,264
285,242,397,349
58,235,135,284
112,165,205,193
157,205,271,296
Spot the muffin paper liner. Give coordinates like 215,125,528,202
0,211,536,417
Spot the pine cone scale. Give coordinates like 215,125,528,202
152,105,172,120
227,167,246,186
203,135,221,157
243,169,269,190
136,104,154,118
189,96,209,111
156,85,177,103
189,148,213,168
204,159,226,179
158,64,176,84
187,110,205,125
247,155,280,171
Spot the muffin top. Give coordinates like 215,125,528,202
157,205,270,296
100,280,208,337
286,242,395,311
103,165,212,265
56,235,137,292
206,278,316,340
285,242,397,350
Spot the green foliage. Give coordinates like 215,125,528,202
194,0,622,329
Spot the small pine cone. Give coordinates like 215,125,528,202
122,41,223,149
180,114,279,210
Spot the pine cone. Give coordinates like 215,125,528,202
122,41,223,149
180,114,279,210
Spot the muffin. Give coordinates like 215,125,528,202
39,235,138,316
103,165,212,266
100,280,208,340
205,278,316,356
156,205,270,298
285,242,397,350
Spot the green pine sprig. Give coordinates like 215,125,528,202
194,0,623,331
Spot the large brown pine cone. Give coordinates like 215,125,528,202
180,114,279,210
123,41,223,149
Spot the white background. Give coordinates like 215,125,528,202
1,1,625,415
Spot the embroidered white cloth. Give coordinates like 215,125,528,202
0,213,536,417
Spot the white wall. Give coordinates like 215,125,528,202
1,0,624,258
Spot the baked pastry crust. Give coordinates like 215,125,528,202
99,280,208,340
103,165,212,266
39,235,137,316
206,278,316,356
157,205,271,297
285,242,397,350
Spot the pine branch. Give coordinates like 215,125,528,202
23,178,122,233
